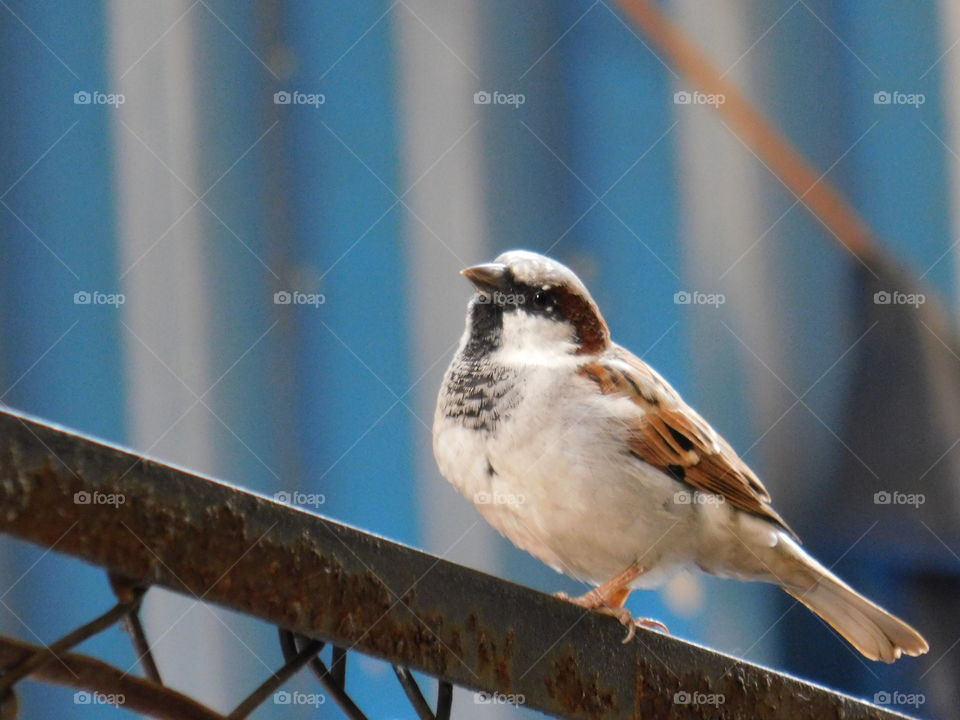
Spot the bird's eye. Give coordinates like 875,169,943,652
532,290,550,308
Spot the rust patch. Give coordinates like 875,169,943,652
633,651,858,720
497,630,514,689
545,653,616,718
474,625,515,691
2,447,520,689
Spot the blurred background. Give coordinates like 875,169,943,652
1,1,958,718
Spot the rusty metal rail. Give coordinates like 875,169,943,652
0,406,915,719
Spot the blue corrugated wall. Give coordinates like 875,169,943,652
0,5,129,718
0,2,954,718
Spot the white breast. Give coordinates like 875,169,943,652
434,359,703,587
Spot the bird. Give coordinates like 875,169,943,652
432,249,928,662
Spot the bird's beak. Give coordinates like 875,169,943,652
461,263,508,292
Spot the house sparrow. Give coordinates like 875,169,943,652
433,250,928,662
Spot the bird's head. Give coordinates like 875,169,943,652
459,250,610,359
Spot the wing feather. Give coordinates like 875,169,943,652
579,346,796,537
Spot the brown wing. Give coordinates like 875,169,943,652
578,346,796,538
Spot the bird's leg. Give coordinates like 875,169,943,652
554,562,669,643
556,563,640,608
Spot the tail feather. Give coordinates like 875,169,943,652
784,570,928,663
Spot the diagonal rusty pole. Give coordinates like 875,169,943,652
614,0,878,261
0,407,915,719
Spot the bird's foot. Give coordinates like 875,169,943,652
591,605,670,644
553,588,669,643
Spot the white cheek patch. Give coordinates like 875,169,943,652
494,311,578,364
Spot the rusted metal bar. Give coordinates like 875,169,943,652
0,407,915,719
0,636,225,720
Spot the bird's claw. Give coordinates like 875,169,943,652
601,607,669,643
554,591,669,643
627,616,670,643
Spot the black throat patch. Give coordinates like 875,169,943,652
461,298,503,361
441,299,519,431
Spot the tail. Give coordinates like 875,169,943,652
779,543,928,662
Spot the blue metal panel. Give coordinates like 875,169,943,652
738,0,861,674
281,0,416,541
838,1,953,297
191,2,278,500
0,4,129,718
185,3,292,711
829,5,951,710
0,1,949,715
747,0,854,454
480,0,583,252
751,0,950,709
279,1,418,714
